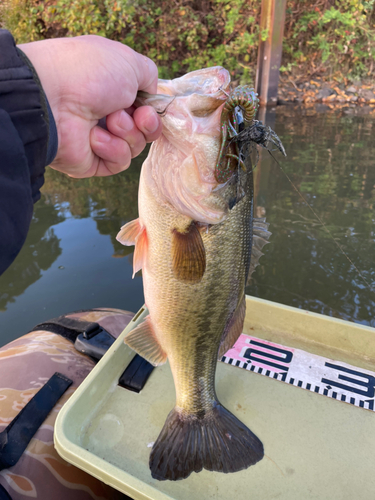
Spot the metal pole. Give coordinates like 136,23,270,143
254,105,276,208
255,0,287,105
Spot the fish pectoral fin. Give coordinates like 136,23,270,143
116,219,148,278
217,295,246,359
132,226,148,278
171,222,206,284
116,218,142,246
124,316,167,366
247,217,272,284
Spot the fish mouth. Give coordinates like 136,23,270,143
136,66,231,116
158,66,231,98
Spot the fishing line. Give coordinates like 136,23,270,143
156,97,176,117
267,150,375,294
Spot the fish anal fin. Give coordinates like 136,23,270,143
124,316,166,366
150,402,263,481
172,222,206,284
247,217,272,284
218,295,246,359
116,218,142,246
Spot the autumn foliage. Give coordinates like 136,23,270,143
1,0,375,82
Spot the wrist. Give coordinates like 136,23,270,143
16,46,58,165
18,41,62,150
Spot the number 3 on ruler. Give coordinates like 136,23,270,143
322,362,375,398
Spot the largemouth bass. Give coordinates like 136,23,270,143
117,67,272,481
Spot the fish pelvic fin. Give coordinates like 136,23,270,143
116,219,148,278
149,402,263,481
124,316,167,366
247,217,272,284
217,295,246,360
171,222,206,284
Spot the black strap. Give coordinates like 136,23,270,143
74,330,115,361
30,316,114,344
0,372,72,471
30,315,117,362
0,485,12,500
118,355,154,393
31,313,155,391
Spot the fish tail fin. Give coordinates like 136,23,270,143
149,402,263,481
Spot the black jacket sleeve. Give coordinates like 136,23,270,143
0,29,58,275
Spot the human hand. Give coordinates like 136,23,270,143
18,36,162,177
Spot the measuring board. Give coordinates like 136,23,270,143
221,334,375,411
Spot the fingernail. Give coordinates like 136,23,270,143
119,110,133,132
94,127,111,143
144,111,159,134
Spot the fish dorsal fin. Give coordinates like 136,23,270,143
124,316,167,366
217,295,246,360
171,222,206,284
116,219,148,278
247,217,271,284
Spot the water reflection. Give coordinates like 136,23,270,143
247,105,375,326
0,152,146,345
44,158,142,258
0,106,374,345
0,200,63,311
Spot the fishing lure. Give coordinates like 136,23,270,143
215,86,259,183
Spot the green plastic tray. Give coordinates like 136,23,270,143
54,296,375,499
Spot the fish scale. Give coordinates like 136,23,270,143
143,180,249,406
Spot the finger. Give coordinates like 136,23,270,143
132,106,163,143
106,109,146,159
113,43,158,103
77,37,159,114
124,106,135,117
123,46,159,94
90,126,131,175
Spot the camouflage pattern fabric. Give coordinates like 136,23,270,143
0,308,134,500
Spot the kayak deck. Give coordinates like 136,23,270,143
54,296,375,500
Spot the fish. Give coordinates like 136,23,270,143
116,67,272,481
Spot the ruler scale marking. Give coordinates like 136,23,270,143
221,334,375,413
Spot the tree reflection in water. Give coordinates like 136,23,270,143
0,199,63,311
43,153,143,259
247,105,375,326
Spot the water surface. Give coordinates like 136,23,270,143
0,105,374,346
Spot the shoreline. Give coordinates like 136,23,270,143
277,75,375,106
